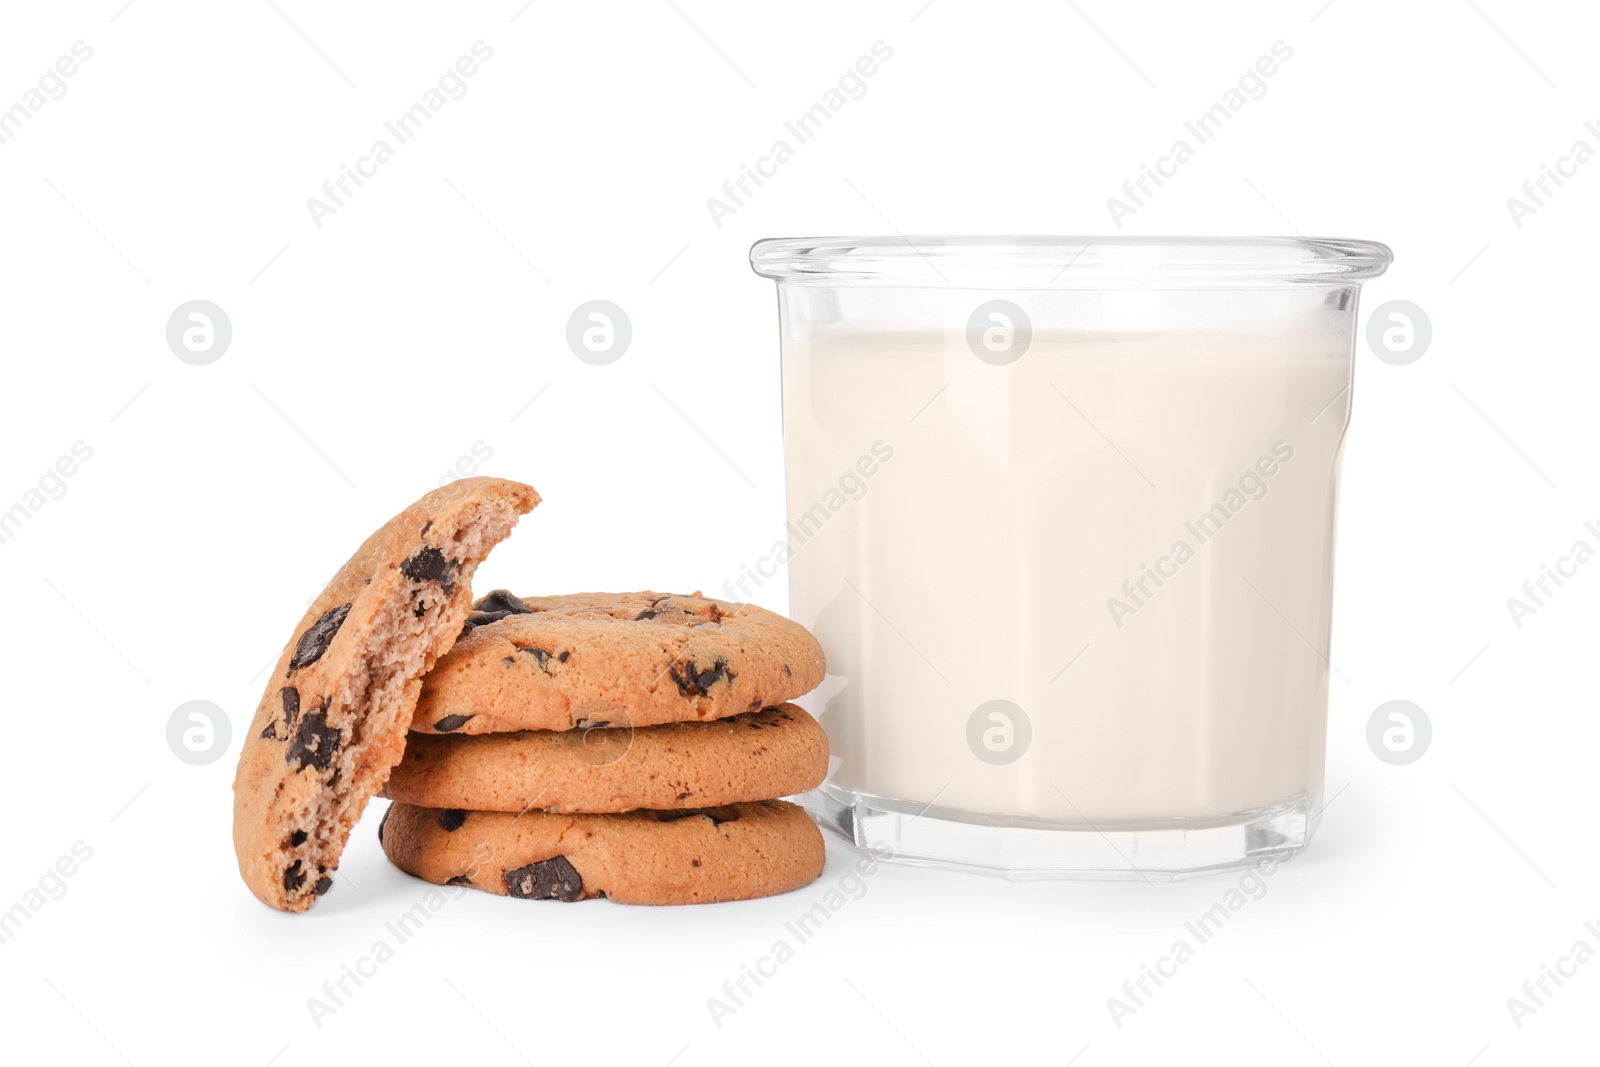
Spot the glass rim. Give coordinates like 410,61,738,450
749,235,1393,286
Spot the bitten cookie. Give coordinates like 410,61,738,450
379,799,824,905
381,703,828,814
409,591,826,735
232,478,539,912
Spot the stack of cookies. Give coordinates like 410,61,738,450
377,590,830,905
231,478,830,913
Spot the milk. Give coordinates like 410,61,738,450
782,331,1350,829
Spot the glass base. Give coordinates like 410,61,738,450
802,784,1316,881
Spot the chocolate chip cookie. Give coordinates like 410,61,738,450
381,703,827,814
409,591,826,735
232,477,539,912
379,799,824,905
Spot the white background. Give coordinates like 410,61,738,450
1,1,1596,1064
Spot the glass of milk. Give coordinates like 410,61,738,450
751,236,1392,879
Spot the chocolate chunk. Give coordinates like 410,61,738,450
286,705,341,771
635,594,674,621
433,714,474,732
461,610,515,636
288,604,351,675
439,809,467,832
503,857,583,901
640,596,722,624
419,520,433,536
260,687,302,742
446,874,473,886
669,657,735,697
290,830,307,847
473,589,533,615
314,876,333,895
284,860,306,892
400,547,458,594
517,646,558,671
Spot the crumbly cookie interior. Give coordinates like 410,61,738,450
288,501,524,907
